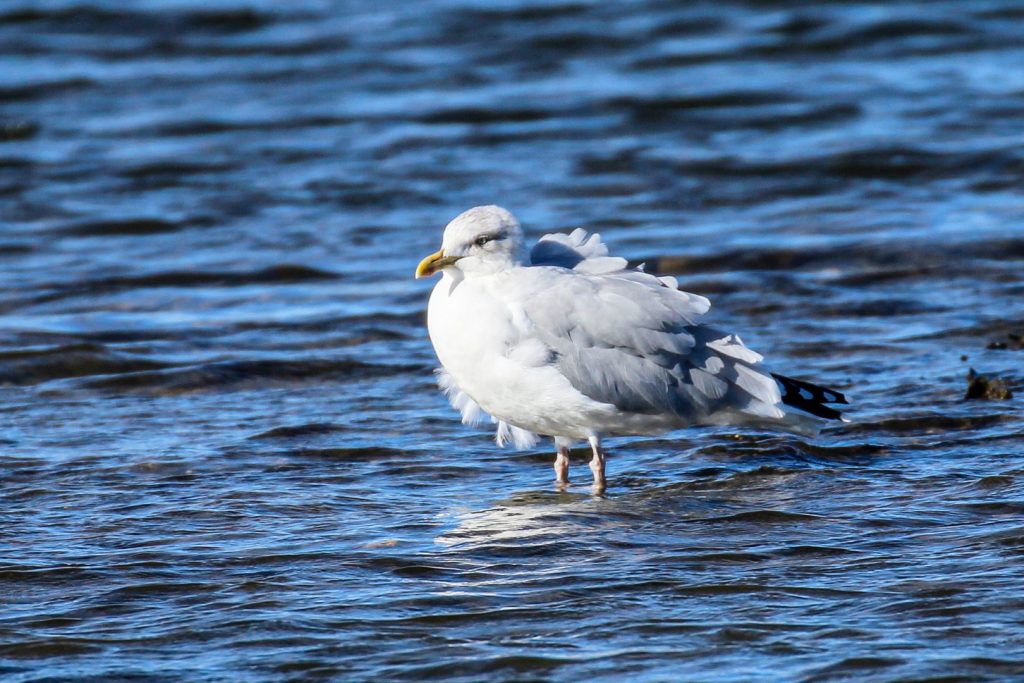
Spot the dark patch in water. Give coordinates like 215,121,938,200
0,242,33,255
964,368,1014,401
287,446,409,460
59,218,190,236
151,115,355,137
84,358,416,393
0,121,39,141
416,107,559,125
604,91,795,123
118,161,237,180
0,344,173,385
649,237,1024,278
250,423,347,440
987,332,1024,350
11,265,341,310
708,510,825,524
0,77,94,102
841,413,1015,435
0,6,272,34
578,146,1024,194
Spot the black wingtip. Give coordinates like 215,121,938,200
771,373,848,421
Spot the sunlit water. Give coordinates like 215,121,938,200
2,1,1024,681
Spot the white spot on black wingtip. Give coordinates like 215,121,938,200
771,372,849,421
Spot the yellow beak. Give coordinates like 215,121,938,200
415,249,462,278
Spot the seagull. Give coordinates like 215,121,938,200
415,205,847,493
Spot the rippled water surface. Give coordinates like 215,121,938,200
3,1,1024,681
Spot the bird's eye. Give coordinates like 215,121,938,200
474,236,491,247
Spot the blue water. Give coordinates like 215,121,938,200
2,1,1024,681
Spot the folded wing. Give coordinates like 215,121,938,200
521,229,785,422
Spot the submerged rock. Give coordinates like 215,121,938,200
964,368,1014,401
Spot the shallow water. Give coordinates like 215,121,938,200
3,1,1024,681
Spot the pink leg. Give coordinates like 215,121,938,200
554,445,570,486
588,436,606,494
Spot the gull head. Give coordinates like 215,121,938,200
415,205,524,279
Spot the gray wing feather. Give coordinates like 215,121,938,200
530,228,624,272
516,230,783,422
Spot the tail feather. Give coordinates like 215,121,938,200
771,373,848,421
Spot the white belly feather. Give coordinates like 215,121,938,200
428,272,631,440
